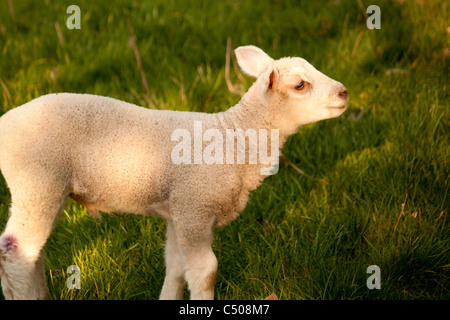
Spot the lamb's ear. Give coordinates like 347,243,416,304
258,65,280,98
234,46,274,78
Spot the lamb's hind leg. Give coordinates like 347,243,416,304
0,191,67,300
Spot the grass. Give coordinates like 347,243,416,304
0,0,448,300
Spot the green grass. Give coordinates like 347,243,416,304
0,0,448,300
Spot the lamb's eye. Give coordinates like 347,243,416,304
295,81,305,90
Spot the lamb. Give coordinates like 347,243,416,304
0,45,348,300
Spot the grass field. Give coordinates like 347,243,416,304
0,0,448,300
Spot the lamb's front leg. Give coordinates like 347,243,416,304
172,216,218,300
160,221,186,300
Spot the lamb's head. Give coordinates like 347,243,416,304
235,45,348,133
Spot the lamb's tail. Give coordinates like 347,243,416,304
0,110,6,170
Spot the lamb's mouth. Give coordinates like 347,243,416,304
328,104,346,110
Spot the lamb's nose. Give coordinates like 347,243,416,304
339,88,348,99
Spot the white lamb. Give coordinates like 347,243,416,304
0,46,347,300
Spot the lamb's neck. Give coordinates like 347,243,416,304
226,94,269,128
218,88,291,146
215,90,280,191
